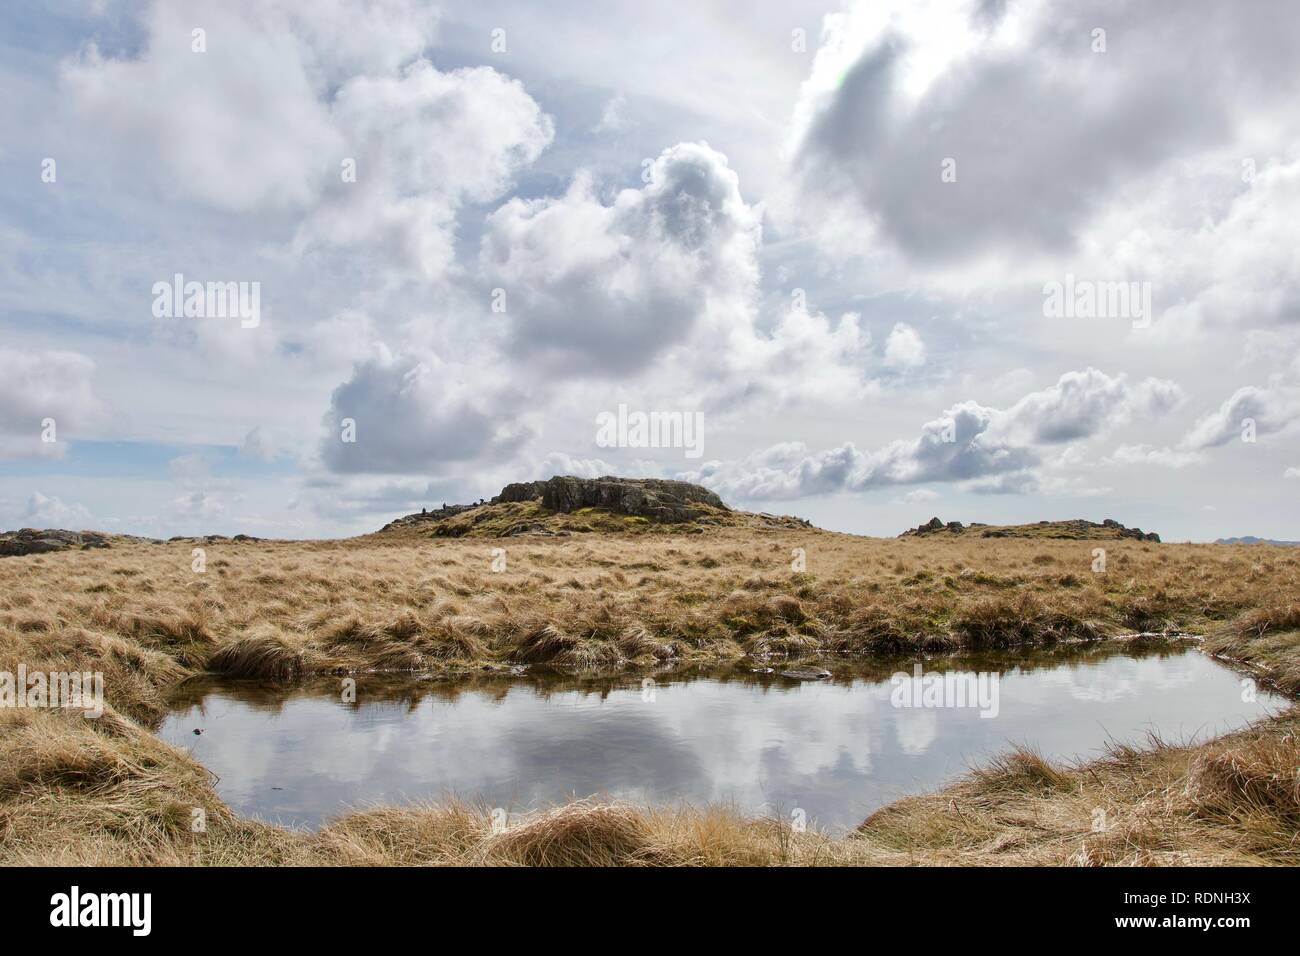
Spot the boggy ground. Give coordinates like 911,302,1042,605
1,525,1297,865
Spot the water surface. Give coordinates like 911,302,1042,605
159,642,1283,834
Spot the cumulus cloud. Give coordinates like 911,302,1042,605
680,368,1177,499
532,452,620,480
1155,160,1300,332
320,351,532,474
0,349,107,459
1097,380,1298,467
61,1,350,211
480,142,761,375
296,60,553,277
477,143,887,406
998,368,1184,445
682,400,1033,500
882,322,925,369
61,1,549,279
788,0,1300,264
22,492,93,529
1181,384,1300,450
173,490,224,520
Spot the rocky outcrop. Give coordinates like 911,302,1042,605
494,476,727,523
376,476,812,536
901,517,966,536
900,517,1160,542
0,528,111,557
495,481,549,504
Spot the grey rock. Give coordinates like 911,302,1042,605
0,528,111,557
494,476,727,523
779,666,832,681
900,517,947,536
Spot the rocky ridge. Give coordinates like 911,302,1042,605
900,516,1161,542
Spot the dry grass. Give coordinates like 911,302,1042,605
1,525,1297,865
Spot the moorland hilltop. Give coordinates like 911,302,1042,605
1,475,1296,866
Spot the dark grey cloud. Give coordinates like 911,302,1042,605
793,0,1300,262
320,353,531,474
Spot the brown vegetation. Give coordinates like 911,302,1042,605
1,522,1296,865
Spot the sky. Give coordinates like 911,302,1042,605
1,0,1298,542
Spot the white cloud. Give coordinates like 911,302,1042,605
61,1,549,281
0,349,107,459
998,369,1184,445
681,368,1179,500
61,1,348,212
723,306,877,408
531,452,621,480
1096,379,1299,468
883,322,925,369
593,93,631,134
295,60,553,277
481,142,761,375
1181,384,1300,450
173,490,224,520
22,492,93,529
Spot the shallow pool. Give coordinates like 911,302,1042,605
158,641,1283,834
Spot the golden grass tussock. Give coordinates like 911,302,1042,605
0,528,1298,865
485,801,661,866
208,624,317,680
970,746,1074,792
1185,735,1300,829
